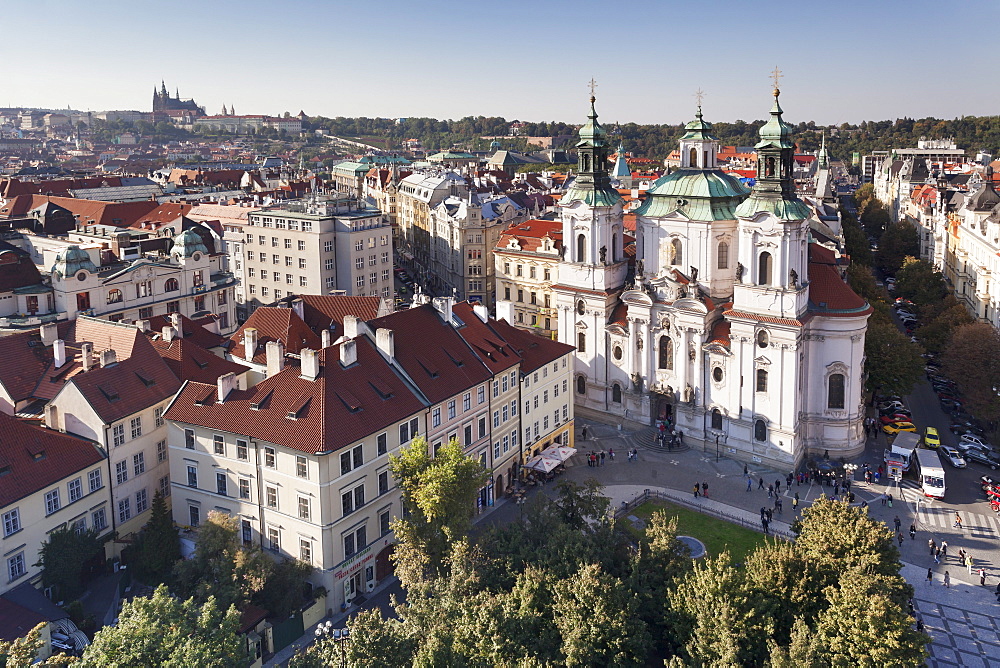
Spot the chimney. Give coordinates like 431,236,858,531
136,319,150,333
343,314,359,339
300,348,320,381
81,342,94,371
473,304,489,323
340,339,357,367
433,296,453,324
53,339,66,368
321,329,332,348
242,327,258,360
44,403,59,431
266,340,285,376
40,323,58,346
291,298,304,320
100,349,117,368
162,325,175,342
170,312,183,337
217,372,237,402
376,328,394,359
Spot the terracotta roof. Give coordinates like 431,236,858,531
166,338,426,454
0,597,48,643
143,313,226,349
0,195,158,227
609,302,629,327
368,304,493,404
151,338,249,385
808,243,838,265
0,176,126,199
723,310,804,327
238,604,270,634
0,411,105,508
495,219,562,254
129,203,193,230
0,323,73,403
452,302,521,374
709,319,731,346
808,261,872,318
0,246,43,292
229,307,321,364
279,295,386,337
491,320,574,373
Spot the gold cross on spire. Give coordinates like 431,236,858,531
693,88,705,107
770,66,783,95
588,77,598,100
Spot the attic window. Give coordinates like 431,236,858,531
250,388,274,410
98,384,120,402
32,450,46,461
443,349,465,367
416,356,439,379
193,387,214,406
286,394,311,419
195,359,209,370
0,465,9,477
368,376,394,400
134,370,156,387
336,389,363,413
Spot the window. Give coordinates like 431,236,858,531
342,484,365,516
164,277,179,292
576,234,586,262
611,384,622,403
325,240,334,252
511,399,518,416
154,406,165,428
711,409,723,430
577,375,586,395
370,272,377,285
448,400,456,419
758,252,772,286
298,496,310,520
300,539,312,564
377,433,388,456
717,241,729,270
502,405,508,422
266,485,278,509
118,498,131,523
478,386,485,404
116,461,128,484
432,407,441,427
89,469,102,492
8,552,25,582
493,410,500,428
213,434,225,455
658,336,673,369
296,456,308,478
355,240,364,252
754,419,767,442
381,251,389,263
68,478,82,503
713,366,724,382
72,517,86,534
756,369,768,393
379,509,391,536
378,470,389,495
478,416,487,438
757,330,769,348
167,300,179,314
216,473,228,496
344,525,367,557
185,429,195,449
341,445,364,475
133,452,145,476
828,373,846,409
3,509,20,537
268,527,280,552
671,238,683,266
357,275,365,288
237,439,248,461
463,393,471,411
135,489,148,513
399,417,418,444
299,258,307,269
239,478,251,500
264,447,276,468
159,475,170,497
261,287,269,297
187,465,197,488
272,237,279,248
298,240,306,251
135,280,153,298
93,507,108,530
112,424,125,447
577,332,586,353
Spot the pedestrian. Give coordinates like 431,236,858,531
928,539,936,556
967,554,974,576
581,425,588,440
927,568,933,585
934,547,940,564
787,473,793,488
874,471,881,483
759,477,765,490
909,524,916,540
775,497,782,513
608,448,615,461
775,479,782,494
746,477,753,492
744,463,749,477
768,484,774,498
944,571,951,588
762,517,770,534
941,541,948,558
793,492,799,510
702,482,709,498
834,481,840,496
894,516,901,532
916,619,925,632
954,512,962,529
766,508,773,522
760,507,767,522
887,493,893,508
693,483,700,498
898,532,904,546
881,493,887,506
678,430,684,445
958,547,965,564
600,451,605,466
979,568,987,586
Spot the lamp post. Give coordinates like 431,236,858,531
517,495,526,522
315,622,350,668
715,434,720,462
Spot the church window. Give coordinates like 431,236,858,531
756,369,768,393
765,156,776,177
757,330,769,348
612,345,623,361
688,147,698,168
577,332,586,353
828,374,846,409
712,366,724,383
758,252,772,286
754,419,767,442
581,154,591,172
164,278,179,292
577,300,585,315
576,376,586,395
717,241,729,270
611,384,622,404
611,234,618,263
671,239,683,266
107,288,123,304
658,336,673,370
711,409,723,430
576,234,586,263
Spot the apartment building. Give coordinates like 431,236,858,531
494,218,563,337
165,338,426,611
242,197,393,313
1,412,111,597
395,172,468,274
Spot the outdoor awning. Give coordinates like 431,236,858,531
541,445,577,462
524,454,561,473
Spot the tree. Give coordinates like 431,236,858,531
863,309,924,395
894,256,946,306
915,296,973,355
257,558,313,620
876,224,920,276
134,491,180,585
82,585,244,668
845,264,880,304
553,478,610,529
942,322,1000,427
0,623,77,667
35,526,104,601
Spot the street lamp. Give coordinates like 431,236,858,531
715,434,720,462
315,622,350,667
517,495,526,522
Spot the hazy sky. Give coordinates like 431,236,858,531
6,0,998,126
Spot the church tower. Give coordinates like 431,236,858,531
554,88,629,413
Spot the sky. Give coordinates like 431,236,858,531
5,0,999,127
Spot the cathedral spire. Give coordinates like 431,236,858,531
562,83,621,207
818,131,829,169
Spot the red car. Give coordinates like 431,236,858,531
880,413,911,425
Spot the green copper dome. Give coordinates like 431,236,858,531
576,96,608,148
171,229,209,258
756,91,794,149
635,170,749,220
51,245,98,278
680,107,717,142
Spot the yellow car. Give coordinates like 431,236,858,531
883,421,917,436
924,427,941,449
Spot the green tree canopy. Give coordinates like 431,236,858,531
35,526,104,602
863,308,924,395
876,225,920,276
895,256,946,305
942,321,1000,427
0,623,77,667
134,491,180,585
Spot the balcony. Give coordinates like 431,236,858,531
0,311,68,329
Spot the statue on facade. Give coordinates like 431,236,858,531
789,268,798,288
631,372,643,392
690,266,699,282
636,258,644,277
683,384,694,403
736,262,745,282
600,245,607,263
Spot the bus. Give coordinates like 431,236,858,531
914,447,946,499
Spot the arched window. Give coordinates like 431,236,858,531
828,373,846,409
754,419,767,442
611,234,618,263
756,369,768,393
671,238,683,266
711,408,723,430
577,331,586,353
576,234,586,263
582,154,591,172
107,288,123,304
688,147,698,167
164,278,179,292
576,375,586,395
717,241,729,269
611,384,622,404
765,156,776,177
577,300,585,315
758,252,772,286
658,336,673,370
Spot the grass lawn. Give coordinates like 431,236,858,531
625,500,771,564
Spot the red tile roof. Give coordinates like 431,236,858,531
495,219,562,254
0,597,48,642
0,195,159,227
0,323,72,404
166,338,426,454
609,302,629,327
807,261,872,318
723,310,804,327
0,411,104,508
490,320,574,374
229,307,321,363
279,295,386,336
0,247,43,292
709,319,731,346
451,302,521,375
151,338,249,386
143,313,226,350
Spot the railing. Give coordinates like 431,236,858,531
613,488,797,542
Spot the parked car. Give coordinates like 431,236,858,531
963,446,1000,470
883,421,917,436
960,434,992,450
924,427,941,449
879,407,912,419
939,446,966,468
880,413,912,425
878,400,906,412
940,398,962,412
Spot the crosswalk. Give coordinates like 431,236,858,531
892,480,1000,538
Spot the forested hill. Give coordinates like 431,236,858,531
311,115,1000,163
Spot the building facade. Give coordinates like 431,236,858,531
494,218,563,337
